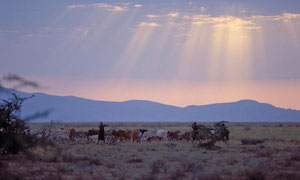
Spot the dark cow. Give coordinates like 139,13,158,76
131,130,141,142
112,130,130,142
192,122,230,145
179,131,192,141
192,126,213,143
167,131,180,141
147,136,163,142
214,126,230,144
69,129,76,141
87,129,99,142
139,129,148,136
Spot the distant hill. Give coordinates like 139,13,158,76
0,87,299,122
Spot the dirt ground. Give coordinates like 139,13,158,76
1,122,300,180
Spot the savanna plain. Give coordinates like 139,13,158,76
1,122,300,180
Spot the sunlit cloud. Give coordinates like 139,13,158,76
283,13,300,19
212,16,262,31
249,15,282,21
138,22,160,27
134,4,143,8
67,3,127,12
249,13,300,22
147,14,160,18
168,12,179,18
184,15,262,30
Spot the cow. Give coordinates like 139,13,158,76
167,131,180,141
131,130,141,143
193,123,230,145
141,129,168,142
87,129,99,142
139,129,148,136
213,126,230,144
69,129,76,141
179,131,192,141
112,130,130,142
192,126,214,143
147,136,164,142
74,131,86,138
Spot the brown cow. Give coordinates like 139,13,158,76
167,131,180,141
179,131,192,141
69,129,75,141
147,136,163,142
124,130,133,141
112,130,130,142
131,130,141,143
87,129,99,142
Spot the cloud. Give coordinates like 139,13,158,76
147,14,160,18
200,7,206,12
283,13,300,19
183,15,262,30
141,12,300,31
134,4,143,8
168,12,179,18
249,15,281,21
67,3,127,12
212,17,262,31
249,13,300,22
138,22,160,27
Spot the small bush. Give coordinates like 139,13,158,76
243,169,265,180
170,168,186,180
244,127,251,131
241,138,265,145
273,172,299,180
150,160,165,174
126,158,143,163
289,151,300,162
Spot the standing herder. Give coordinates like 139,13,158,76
98,122,109,143
191,122,198,142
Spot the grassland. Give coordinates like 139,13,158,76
1,122,300,180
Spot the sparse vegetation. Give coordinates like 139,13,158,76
0,122,299,179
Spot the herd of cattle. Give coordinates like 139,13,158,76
69,129,192,143
32,122,230,145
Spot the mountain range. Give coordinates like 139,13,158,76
0,87,299,122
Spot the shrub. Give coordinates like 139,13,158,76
0,94,39,155
150,159,165,174
243,169,265,180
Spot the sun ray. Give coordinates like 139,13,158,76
112,23,158,77
44,6,127,66
207,16,257,81
178,20,210,79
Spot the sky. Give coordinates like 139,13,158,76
1,0,300,109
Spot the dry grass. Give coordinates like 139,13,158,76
1,122,300,179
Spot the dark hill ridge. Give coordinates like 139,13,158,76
0,87,299,122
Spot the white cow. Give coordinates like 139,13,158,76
141,129,168,141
